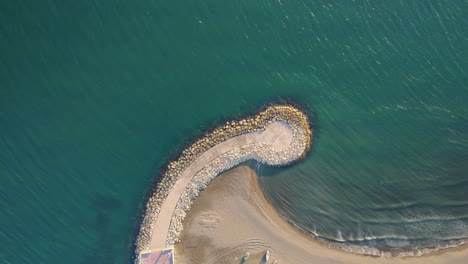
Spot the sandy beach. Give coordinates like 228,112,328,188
175,165,468,264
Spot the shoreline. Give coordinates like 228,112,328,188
132,102,467,262
277,212,468,258
175,165,468,264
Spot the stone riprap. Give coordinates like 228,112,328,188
134,105,312,258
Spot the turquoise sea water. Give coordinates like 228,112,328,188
1,0,467,262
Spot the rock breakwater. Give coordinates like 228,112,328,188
134,104,312,257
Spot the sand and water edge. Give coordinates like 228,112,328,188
133,103,468,263
175,165,468,264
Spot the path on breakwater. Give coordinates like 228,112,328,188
150,121,293,249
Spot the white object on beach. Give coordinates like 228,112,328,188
265,250,271,261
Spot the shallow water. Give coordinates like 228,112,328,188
1,0,467,262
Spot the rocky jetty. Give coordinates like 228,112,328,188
134,104,312,256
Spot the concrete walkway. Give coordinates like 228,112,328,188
149,121,294,250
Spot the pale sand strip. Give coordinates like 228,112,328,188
175,166,468,264
150,121,295,249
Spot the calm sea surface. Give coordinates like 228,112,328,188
1,0,467,262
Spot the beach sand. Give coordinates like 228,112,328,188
174,165,468,264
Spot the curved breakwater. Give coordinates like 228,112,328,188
134,104,312,256
133,103,468,261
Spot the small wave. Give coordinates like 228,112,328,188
279,213,468,257
336,238,468,258
336,230,345,242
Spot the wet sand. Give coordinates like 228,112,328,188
175,166,468,264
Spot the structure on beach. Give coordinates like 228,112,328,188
138,248,174,264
